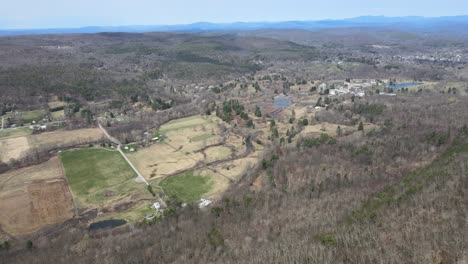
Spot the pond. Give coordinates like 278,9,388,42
89,219,127,231
274,95,292,108
386,82,423,89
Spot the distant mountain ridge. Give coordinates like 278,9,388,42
1,15,468,36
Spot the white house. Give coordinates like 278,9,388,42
151,202,161,211
198,199,212,209
319,83,327,91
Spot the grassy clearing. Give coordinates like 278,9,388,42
94,201,156,223
159,171,213,202
205,146,232,162
50,110,65,120
0,126,32,139
21,109,47,123
159,115,211,133
190,133,216,142
60,148,143,207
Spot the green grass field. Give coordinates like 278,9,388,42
21,110,47,123
159,171,213,202
60,148,145,207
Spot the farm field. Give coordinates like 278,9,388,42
0,157,75,237
0,136,30,163
204,145,232,162
20,109,47,123
128,114,263,200
300,122,355,137
127,115,225,179
29,128,104,148
50,110,65,120
60,148,150,209
47,101,65,110
0,126,32,139
0,128,104,163
158,171,213,202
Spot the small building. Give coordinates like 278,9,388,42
198,199,212,209
129,148,135,152
151,202,161,211
145,214,155,221
319,83,327,91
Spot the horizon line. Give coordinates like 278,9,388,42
1,14,468,31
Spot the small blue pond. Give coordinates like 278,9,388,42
89,219,127,231
274,95,292,108
386,82,423,89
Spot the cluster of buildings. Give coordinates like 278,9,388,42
320,79,377,97
391,53,464,64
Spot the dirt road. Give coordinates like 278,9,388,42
97,122,148,185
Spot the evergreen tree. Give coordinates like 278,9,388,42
358,121,364,131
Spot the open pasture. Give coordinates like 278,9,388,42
60,148,149,208
128,115,225,179
0,128,104,163
158,171,213,202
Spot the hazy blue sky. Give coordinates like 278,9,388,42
1,0,468,29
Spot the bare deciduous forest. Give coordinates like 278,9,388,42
0,24,467,263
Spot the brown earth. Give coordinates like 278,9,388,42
0,157,75,237
0,128,104,163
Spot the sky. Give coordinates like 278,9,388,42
1,0,468,29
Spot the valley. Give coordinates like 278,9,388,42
0,21,467,264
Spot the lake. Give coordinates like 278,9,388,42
386,82,423,89
89,219,127,231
